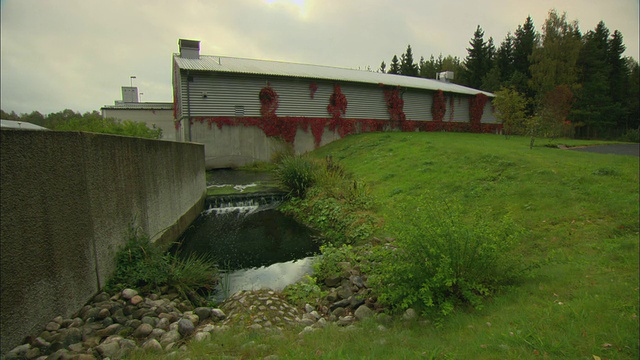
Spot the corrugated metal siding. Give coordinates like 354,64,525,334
448,95,470,123
403,89,432,121
340,83,387,119
481,99,498,123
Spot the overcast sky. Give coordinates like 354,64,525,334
1,0,638,115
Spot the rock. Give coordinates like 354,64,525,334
249,323,262,330
330,298,350,311
141,316,156,326
332,307,346,317
142,338,163,351
324,276,342,287
58,327,83,346
132,323,154,338
403,308,417,321
313,318,328,328
71,354,97,360
337,315,355,327
298,326,316,336
354,305,373,321
130,295,144,306
336,285,353,300
304,304,315,313
95,341,120,359
149,328,166,340
95,323,122,338
45,321,60,331
160,330,181,347
67,342,84,352
177,319,195,337
93,292,111,303
194,307,211,320
97,308,110,320
211,308,226,321
298,317,315,327
350,275,365,288
349,295,365,309
32,337,51,349
183,313,199,326
121,289,138,300
194,332,211,342
6,344,30,358
156,317,170,330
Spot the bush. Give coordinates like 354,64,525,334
619,128,639,143
282,275,326,307
368,196,526,317
276,155,317,198
106,229,217,305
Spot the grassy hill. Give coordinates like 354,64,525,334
135,132,639,359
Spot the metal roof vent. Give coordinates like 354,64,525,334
179,39,200,59
437,71,454,83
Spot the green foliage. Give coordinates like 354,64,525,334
106,229,217,303
0,108,162,139
368,196,526,317
313,244,354,281
619,128,639,142
275,155,317,198
279,156,379,246
282,275,326,307
493,87,528,137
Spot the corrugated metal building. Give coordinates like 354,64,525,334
171,39,499,168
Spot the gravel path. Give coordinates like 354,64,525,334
569,144,639,157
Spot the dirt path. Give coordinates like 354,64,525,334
569,144,639,157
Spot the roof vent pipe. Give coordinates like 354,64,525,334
179,39,200,59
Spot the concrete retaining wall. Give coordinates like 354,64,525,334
0,130,206,355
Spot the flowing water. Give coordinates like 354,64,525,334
175,172,320,300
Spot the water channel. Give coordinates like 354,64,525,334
173,170,320,301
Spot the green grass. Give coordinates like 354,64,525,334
132,132,638,359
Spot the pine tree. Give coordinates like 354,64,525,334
379,61,387,73
463,25,494,89
608,30,627,104
496,33,515,84
400,45,419,77
389,55,401,74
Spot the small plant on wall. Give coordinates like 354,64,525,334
432,89,446,122
259,83,279,119
309,82,318,99
327,84,347,121
384,86,406,126
470,93,488,133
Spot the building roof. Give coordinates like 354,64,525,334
0,119,49,130
174,54,494,97
101,102,173,111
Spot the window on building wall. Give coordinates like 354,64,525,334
234,105,245,117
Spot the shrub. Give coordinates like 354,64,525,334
282,275,326,307
106,229,217,305
619,128,639,143
368,196,526,317
276,155,317,198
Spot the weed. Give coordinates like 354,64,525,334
106,228,217,305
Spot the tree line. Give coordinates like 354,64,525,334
0,109,162,139
378,9,639,140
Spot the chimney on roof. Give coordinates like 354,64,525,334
179,39,200,59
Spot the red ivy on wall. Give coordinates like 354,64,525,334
327,84,347,121
469,93,488,133
432,89,446,122
259,84,279,119
384,86,406,124
449,94,455,122
309,82,318,99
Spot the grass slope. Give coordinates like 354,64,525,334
133,133,638,359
